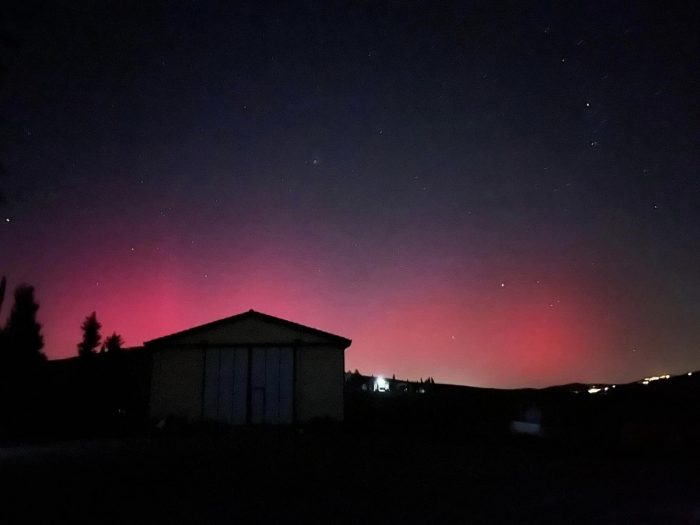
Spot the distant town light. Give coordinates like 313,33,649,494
688,372,693,376
374,376,389,393
642,381,649,385
587,387,601,394
642,374,670,383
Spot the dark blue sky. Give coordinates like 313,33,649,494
1,1,699,387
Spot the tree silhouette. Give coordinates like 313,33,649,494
78,312,102,357
2,284,45,367
103,332,124,354
0,275,6,316
0,276,6,352
0,282,44,437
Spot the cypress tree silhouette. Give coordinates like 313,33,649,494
3,284,45,368
103,332,124,354
78,312,102,357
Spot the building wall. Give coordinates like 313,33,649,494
296,346,345,422
149,316,348,424
150,348,204,421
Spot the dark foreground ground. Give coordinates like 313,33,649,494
2,369,700,524
1,423,699,525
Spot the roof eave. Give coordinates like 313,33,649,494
143,310,352,349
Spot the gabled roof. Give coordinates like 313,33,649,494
143,309,352,349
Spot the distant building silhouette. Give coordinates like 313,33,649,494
344,371,432,395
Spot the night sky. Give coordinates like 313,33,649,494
1,2,698,387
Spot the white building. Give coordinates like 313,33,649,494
147,310,351,425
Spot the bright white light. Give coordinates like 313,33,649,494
587,387,601,394
688,372,693,376
612,385,616,388
374,376,389,392
604,387,609,391
642,381,649,385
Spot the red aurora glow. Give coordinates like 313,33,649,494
5,226,689,389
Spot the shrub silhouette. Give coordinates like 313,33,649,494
103,332,124,354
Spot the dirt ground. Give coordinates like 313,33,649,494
1,425,698,525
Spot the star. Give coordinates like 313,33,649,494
4,218,10,223
500,282,505,288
